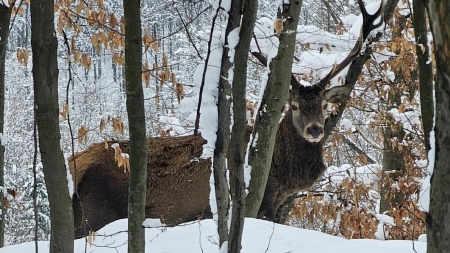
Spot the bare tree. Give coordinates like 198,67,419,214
31,0,74,252
0,3,12,248
227,0,258,252
413,0,433,151
424,0,450,252
123,0,147,252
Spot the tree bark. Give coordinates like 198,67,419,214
424,1,450,252
245,0,303,218
413,0,434,152
213,0,243,245
124,0,147,252
227,0,258,252
31,0,74,252
379,14,407,214
0,3,12,248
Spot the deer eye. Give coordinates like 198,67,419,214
323,104,328,110
291,105,298,110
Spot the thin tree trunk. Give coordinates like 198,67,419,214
227,0,258,252
213,0,243,246
245,0,303,218
124,0,147,252
0,3,12,248
413,0,433,151
31,0,74,252
424,1,450,252
379,14,407,213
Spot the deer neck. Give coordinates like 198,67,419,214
275,109,324,161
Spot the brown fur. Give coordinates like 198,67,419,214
72,86,340,237
258,108,325,220
71,135,212,238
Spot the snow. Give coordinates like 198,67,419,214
142,218,165,228
0,218,426,253
375,214,396,240
158,116,185,136
227,27,241,63
339,118,352,131
250,17,279,57
289,1,385,88
326,164,381,189
66,163,74,199
64,148,74,198
420,87,436,212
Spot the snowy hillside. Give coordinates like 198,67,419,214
0,218,426,253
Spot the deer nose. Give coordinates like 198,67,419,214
307,125,323,138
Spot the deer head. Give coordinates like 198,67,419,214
253,0,383,143
290,0,383,143
290,85,350,142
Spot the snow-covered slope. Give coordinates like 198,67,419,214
0,218,426,253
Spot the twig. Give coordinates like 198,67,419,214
198,221,204,253
0,0,24,61
193,2,223,135
32,95,38,253
264,222,275,253
172,0,204,60
62,29,88,253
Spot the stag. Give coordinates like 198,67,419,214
255,0,383,221
71,0,382,238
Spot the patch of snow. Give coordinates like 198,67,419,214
0,218,427,253
142,218,165,228
340,118,352,131
418,234,427,242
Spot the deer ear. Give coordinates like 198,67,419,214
324,85,352,104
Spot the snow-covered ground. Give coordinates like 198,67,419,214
0,218,426,253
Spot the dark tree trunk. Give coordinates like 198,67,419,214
0,3,12,248
213,0,242,245
124,0,147,252
31,0,74,252
413,0,433,151
380,14,407,214
424,1,450,252
245,0,303,218
227,0,258,252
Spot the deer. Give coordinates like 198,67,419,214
253,0,383,221
70,0,382,238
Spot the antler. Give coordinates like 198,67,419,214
315,0,383,89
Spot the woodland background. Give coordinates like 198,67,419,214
0,0,447,252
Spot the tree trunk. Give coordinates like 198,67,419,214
124,0,147,252
31,0,74,252
424,1,450,252
245,0,303,218
0,3,12,248
413,0,433,152
213,0,243,245
227,0,258,252
379,14,407,214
